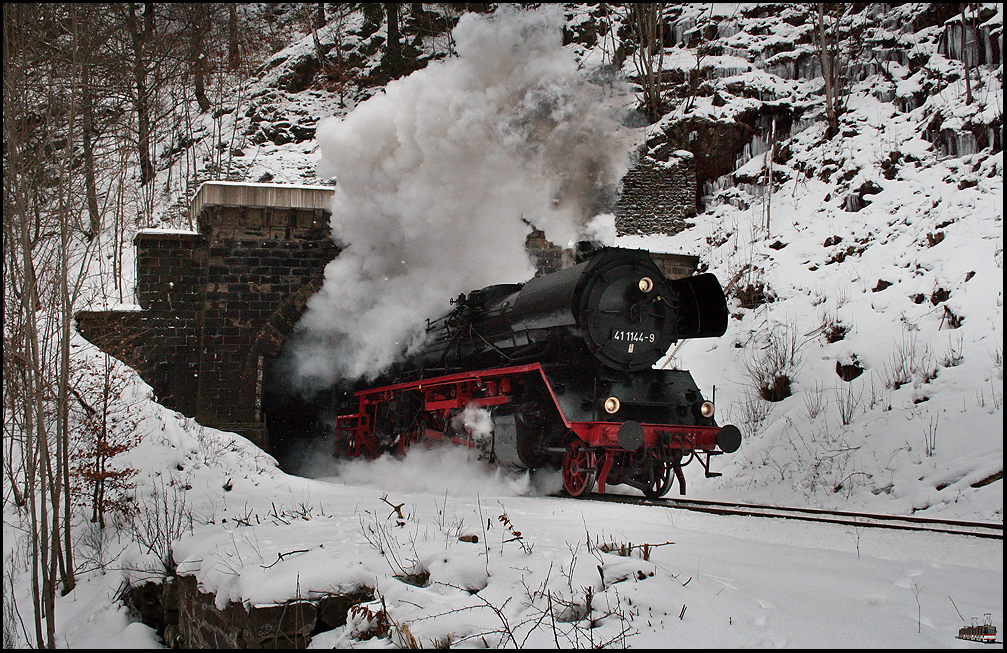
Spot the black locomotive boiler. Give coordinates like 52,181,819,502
333,246,741,497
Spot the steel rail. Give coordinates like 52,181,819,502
561,493,1003,540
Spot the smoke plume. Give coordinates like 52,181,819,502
284,5,640,391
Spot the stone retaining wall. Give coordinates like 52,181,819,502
616,153,697,236
124,574,373,648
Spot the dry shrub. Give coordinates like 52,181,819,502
744,319,806,402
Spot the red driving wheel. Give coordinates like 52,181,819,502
562,439,597,497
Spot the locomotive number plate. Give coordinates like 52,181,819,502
611,329,656,344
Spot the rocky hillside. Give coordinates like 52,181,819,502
157,5,990,195
149,4,1001,223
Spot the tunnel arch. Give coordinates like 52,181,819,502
243,274,326,409
239,275,335,467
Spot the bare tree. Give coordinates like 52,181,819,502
113,3,197,219
3,4,114,643
189,3,213,113
681,5,719,115
763,116,777,234
385,3,402,71
4,6,69,642
320,4,359,109
57,5,115,598
961,3,973,105
629,3,666,123
81,33,101,241
816,3,849,138
122,3,156,185
310,3,329,68
6,8,48,644
314,2,326,30
228,3,240,69
71,352,141,529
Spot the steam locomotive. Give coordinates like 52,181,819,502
333,246,741,498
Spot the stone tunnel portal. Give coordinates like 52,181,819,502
75,182,339,465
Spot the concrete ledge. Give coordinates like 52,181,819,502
192,182,335,222
134,229,205,245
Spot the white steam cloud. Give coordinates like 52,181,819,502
325,445,564,498
283,412,562,497
284,6,640,390
457,404,494,442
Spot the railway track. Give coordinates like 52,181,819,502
565,493,1004,540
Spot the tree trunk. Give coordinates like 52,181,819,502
4,7,47,642
312,14,327,66
817,4,838,138
961,3,973,105
191,4,212,112
228,3,240,69
385,3,401,67
195,55,211,112
125,3,155,184
630,3,665,123
82,65,100,240
764,116,776,233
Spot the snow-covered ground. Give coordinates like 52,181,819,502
8,414,999,648
3,4,1001,649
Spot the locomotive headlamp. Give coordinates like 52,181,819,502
603,396,621,414
638,277,654,293
699,401,715,418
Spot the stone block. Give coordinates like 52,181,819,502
246,601,318,643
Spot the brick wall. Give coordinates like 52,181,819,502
195,215,337,443
135,232,208,416
77,232,207,417
523,153,699,273
650,252,700,280
525,229,573,276
615,153,697,236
